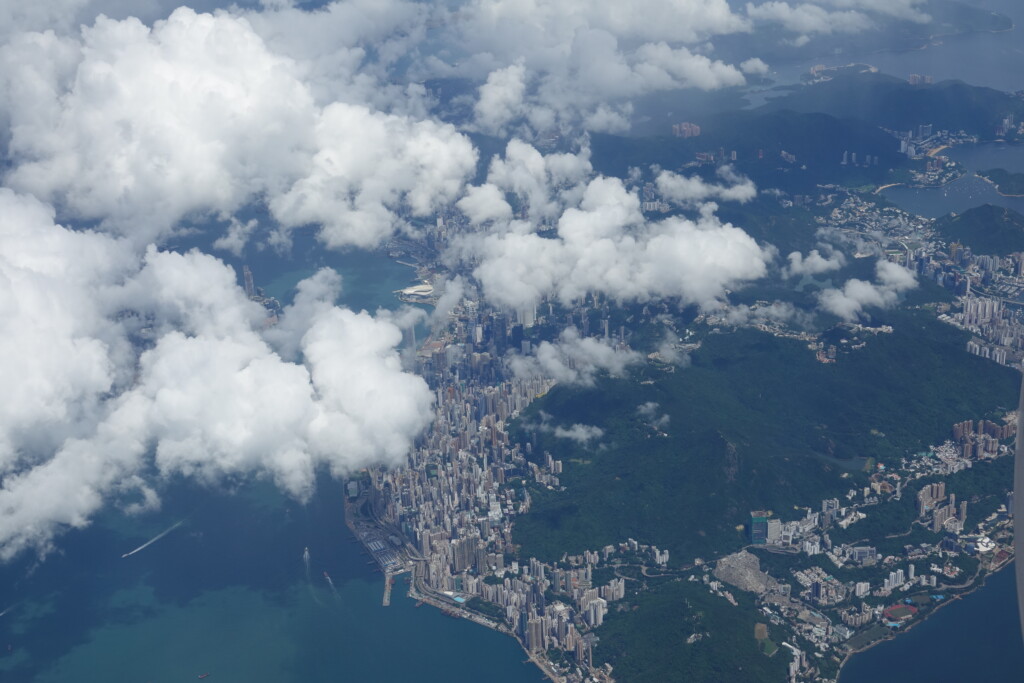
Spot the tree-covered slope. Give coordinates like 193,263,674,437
934,204,1024,255
513,310,1019,562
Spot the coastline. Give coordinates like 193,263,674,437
976,172,1024,198
347,495,567,683
835,560,1014,682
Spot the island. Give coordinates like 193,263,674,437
979,168,1024,197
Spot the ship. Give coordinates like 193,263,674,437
198,675,210,680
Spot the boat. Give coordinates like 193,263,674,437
198,675,210,680
323,571,330,580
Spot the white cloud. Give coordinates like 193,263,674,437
474,61,528,136
0,190,433,560
740,57,770,75
240,0,432,111
459,151,771,312
472,139,593,226
270,101,478,249
508,328,641,386
656,166,757,206
824,0,929,23
212,217,259,257
636,401,670,429
745,2,873,35
1,9,318,242
430,0,755,135
430,276,467,330
723,301,814,328
0,7,477,251
782,248,845,277
817,260,917,320
553,423,604,443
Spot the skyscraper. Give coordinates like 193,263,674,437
750,511,769,545
243,265,255,299
1015,368,1024,645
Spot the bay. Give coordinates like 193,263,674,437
881,172,1024,218
946,141,1024,174
881,142,1024,217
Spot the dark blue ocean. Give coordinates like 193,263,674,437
841,565,1024,682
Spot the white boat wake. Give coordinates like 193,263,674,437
324,571,340,599
121,520,185,558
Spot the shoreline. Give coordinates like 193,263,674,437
976,172,1024,198
835,561,1013,681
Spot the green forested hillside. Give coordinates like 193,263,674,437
934,204,1024,255
513,310,1018,563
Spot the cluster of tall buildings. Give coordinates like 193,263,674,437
671,121,701,138
953,294,1024,367
952,418,1015,459
916,482,969,533
358,293,676,680
239,264,282,323
840,150,880,166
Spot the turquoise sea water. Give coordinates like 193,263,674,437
0,479,540,683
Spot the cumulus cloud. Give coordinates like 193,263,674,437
740,57,770,75
553,424,604,443
427,0,755,134
268,102,478,249
240,0,431,110
0,7,477,250
636,401,670,429
824,0,929,23
782,248,846,277
474,61,528,136
466,33,748,135
655,330,691,366
444,0,749,61
430,276,467,329
722,301,814,328
508,328,641,386
212,217,259,257
745,2,873,36
817,260,917,321
457,147,771,312
0,190,432,560
1,9,317,241
656,166,757,206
